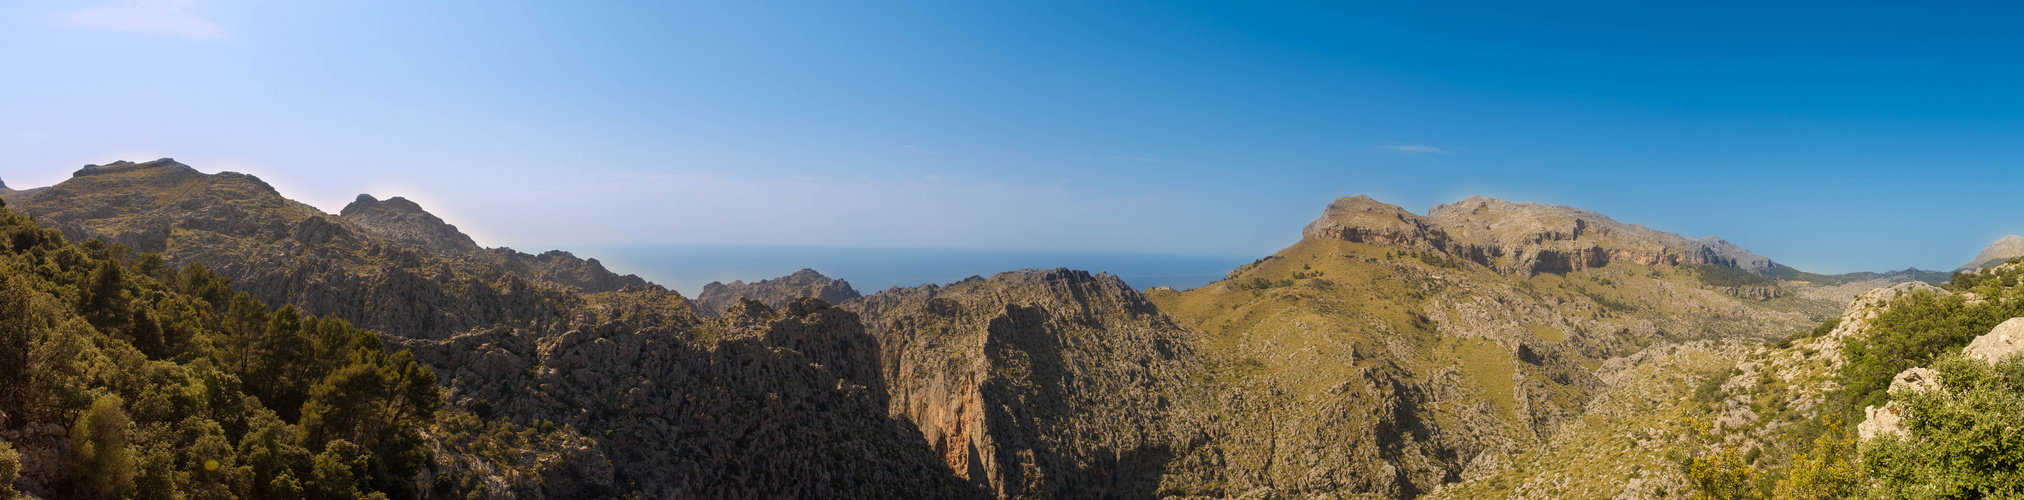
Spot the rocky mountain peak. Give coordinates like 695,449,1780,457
1700,235,1774,271
1958,234,2024,270
73,157,200,178
340,194,433,216
338,193,481,254
1304,194,1777,276
1300,195,1441,247
694,268,862,316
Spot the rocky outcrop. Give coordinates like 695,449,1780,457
1700,236,1775,271
1301,195,1455,251
843,269,1203,499
73,158,203,177
1303,195,1778,277
695,268,862,317
1964,317,2024,363
1958,235,2024,270
339,194,481,254
1866,316,2024,439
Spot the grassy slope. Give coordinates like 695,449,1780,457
1149,236,1823,497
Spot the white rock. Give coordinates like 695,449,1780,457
1858,403,1906,441
1963,317,2024,363
1889,367,1941,395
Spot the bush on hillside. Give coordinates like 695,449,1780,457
1862,355,2024,497
0,203,441,499
1838,290,2024,411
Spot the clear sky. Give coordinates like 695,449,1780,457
4,0,2021,274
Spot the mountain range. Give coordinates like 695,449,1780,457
0,158,2011,499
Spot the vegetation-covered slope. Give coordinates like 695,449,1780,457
1663,258,2024,499
1145,196,1829,498
1437,258,2024,499
15,159,649,339
5,160,983,498
0,199,440,499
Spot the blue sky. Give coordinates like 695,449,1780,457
4,0,2022,274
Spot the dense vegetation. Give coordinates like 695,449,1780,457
1863,355,2024,497
1684,264,2024,499
1948,256,2024,292
1840,289,2024,410
0,201,440,499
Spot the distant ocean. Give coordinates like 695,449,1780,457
571,246,1256,297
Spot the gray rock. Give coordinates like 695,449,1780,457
695,268,860,317
1957,235,2024,271
843,269,1201,499
1964,317,2024,363
1859,403,1907,441
1888,367,1941,395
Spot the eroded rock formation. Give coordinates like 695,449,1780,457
843,269,1203,499
391,295,978,498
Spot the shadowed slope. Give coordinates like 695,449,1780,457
845,269,1204,499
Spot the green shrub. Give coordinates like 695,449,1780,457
1862,355,2024,497
0,202,441,499
0,440,20,499
1771,420,1860,500
1839,290,2024,411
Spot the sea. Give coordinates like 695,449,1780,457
571,246,1256,297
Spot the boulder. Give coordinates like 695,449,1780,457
1888,367,1941,395
1860,366,1945,441
1963,317,2024,363
1858,403,1906,441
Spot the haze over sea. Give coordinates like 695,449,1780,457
578,246,1251,298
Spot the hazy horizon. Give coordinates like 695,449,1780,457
7,1,2023,274
573,244,1252,298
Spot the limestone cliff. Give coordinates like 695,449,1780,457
842,269,1203,499
695,268,861,316
390,294,978,498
